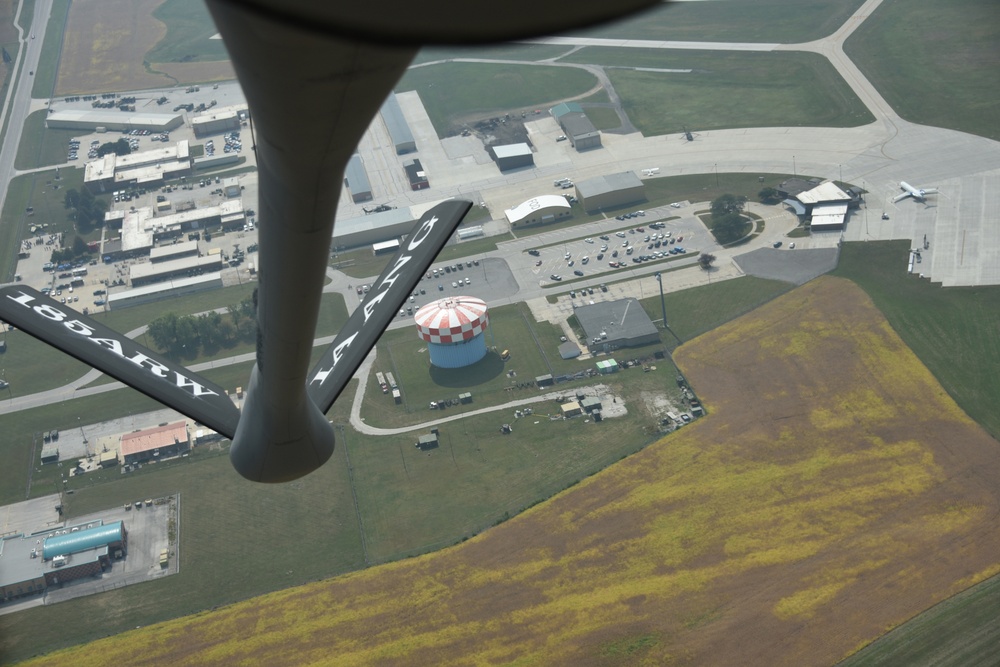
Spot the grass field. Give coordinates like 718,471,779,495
845,0,1000,141
833,240,1000,441
572,0,866,44
0,167,93,281
144,0,228,64
14,110,82,170
840,569,1000,666
582,106,621,131
561,49,875,136
29,0,66,99
394,63,599,137
24,276,1000,666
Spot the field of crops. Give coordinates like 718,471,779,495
24,276,1000,666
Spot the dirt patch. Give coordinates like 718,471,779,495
26,276,1000,666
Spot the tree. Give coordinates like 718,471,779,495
698,253,717,270
710,193,748,217
758,187,780,204
712,212,748,245
147,313,179,351
96,138,131,157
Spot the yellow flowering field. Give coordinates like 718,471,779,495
25,276,1000,666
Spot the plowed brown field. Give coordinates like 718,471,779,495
54,0,233,95
25,277,1000,666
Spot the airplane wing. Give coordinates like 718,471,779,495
892,191,912,203
306,199,471,414
0,286,241,437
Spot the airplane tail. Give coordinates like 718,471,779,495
0,286,241,438
306,199,471,413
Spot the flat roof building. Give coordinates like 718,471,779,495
575,298,660,354
191,105,246,136
345,154,373,203
106,272,224,309
129,254,224,287
381,93,416,154
491,143,534,171
551,102,601,151
46,109,183,133
120,421,190,466
575,172,646,214
84,140,192,193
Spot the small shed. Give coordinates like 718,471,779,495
40,444,59,464
580,396,602,413
561,401,582,418
98,450,119,468
416,433,439,451
459,392,472,404
596,359,619,374
536,374,554,387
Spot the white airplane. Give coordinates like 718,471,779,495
0,0,659,484
893,181,939,203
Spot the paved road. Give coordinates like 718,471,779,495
0,0,53,233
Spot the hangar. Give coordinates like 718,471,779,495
575,172,646,214
575,298,660,354
505,195,572,228
790,180,854,231
381,93,416,154
345,154,373,203
491,143,534,171
550,102,601,151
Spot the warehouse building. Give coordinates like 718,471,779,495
191,105,246,136
491,143,534,171
550,102,601,151
504,195,572,229
46,109,183,133
129,254,224,287
106,273,224,310
788,180,854,231
381,93,416,154
345,154,373,203
119,421,191,466
414,297,491,369
575,298,660,354
0,520,128,602
575,172,646,214
149,240,199,263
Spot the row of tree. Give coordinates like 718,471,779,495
146,296,257,358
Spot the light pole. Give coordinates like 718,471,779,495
792,155,797,177
714,163,719,188
655,272,666,329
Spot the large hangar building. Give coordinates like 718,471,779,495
415,297,490,368
505,195,572,229
550,102,601,151
576,171,646,214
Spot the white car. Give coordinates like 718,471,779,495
452,281,458,288
584,237,594,244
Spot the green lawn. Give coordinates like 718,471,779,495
570,0,866,44
395,63,599,137
29,0,66,99
561,49,874,137
845,0,1000,141
144,0,230,64
583,106,622,131
15,110,82,170
832,240,1000,442
0,167,96,281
